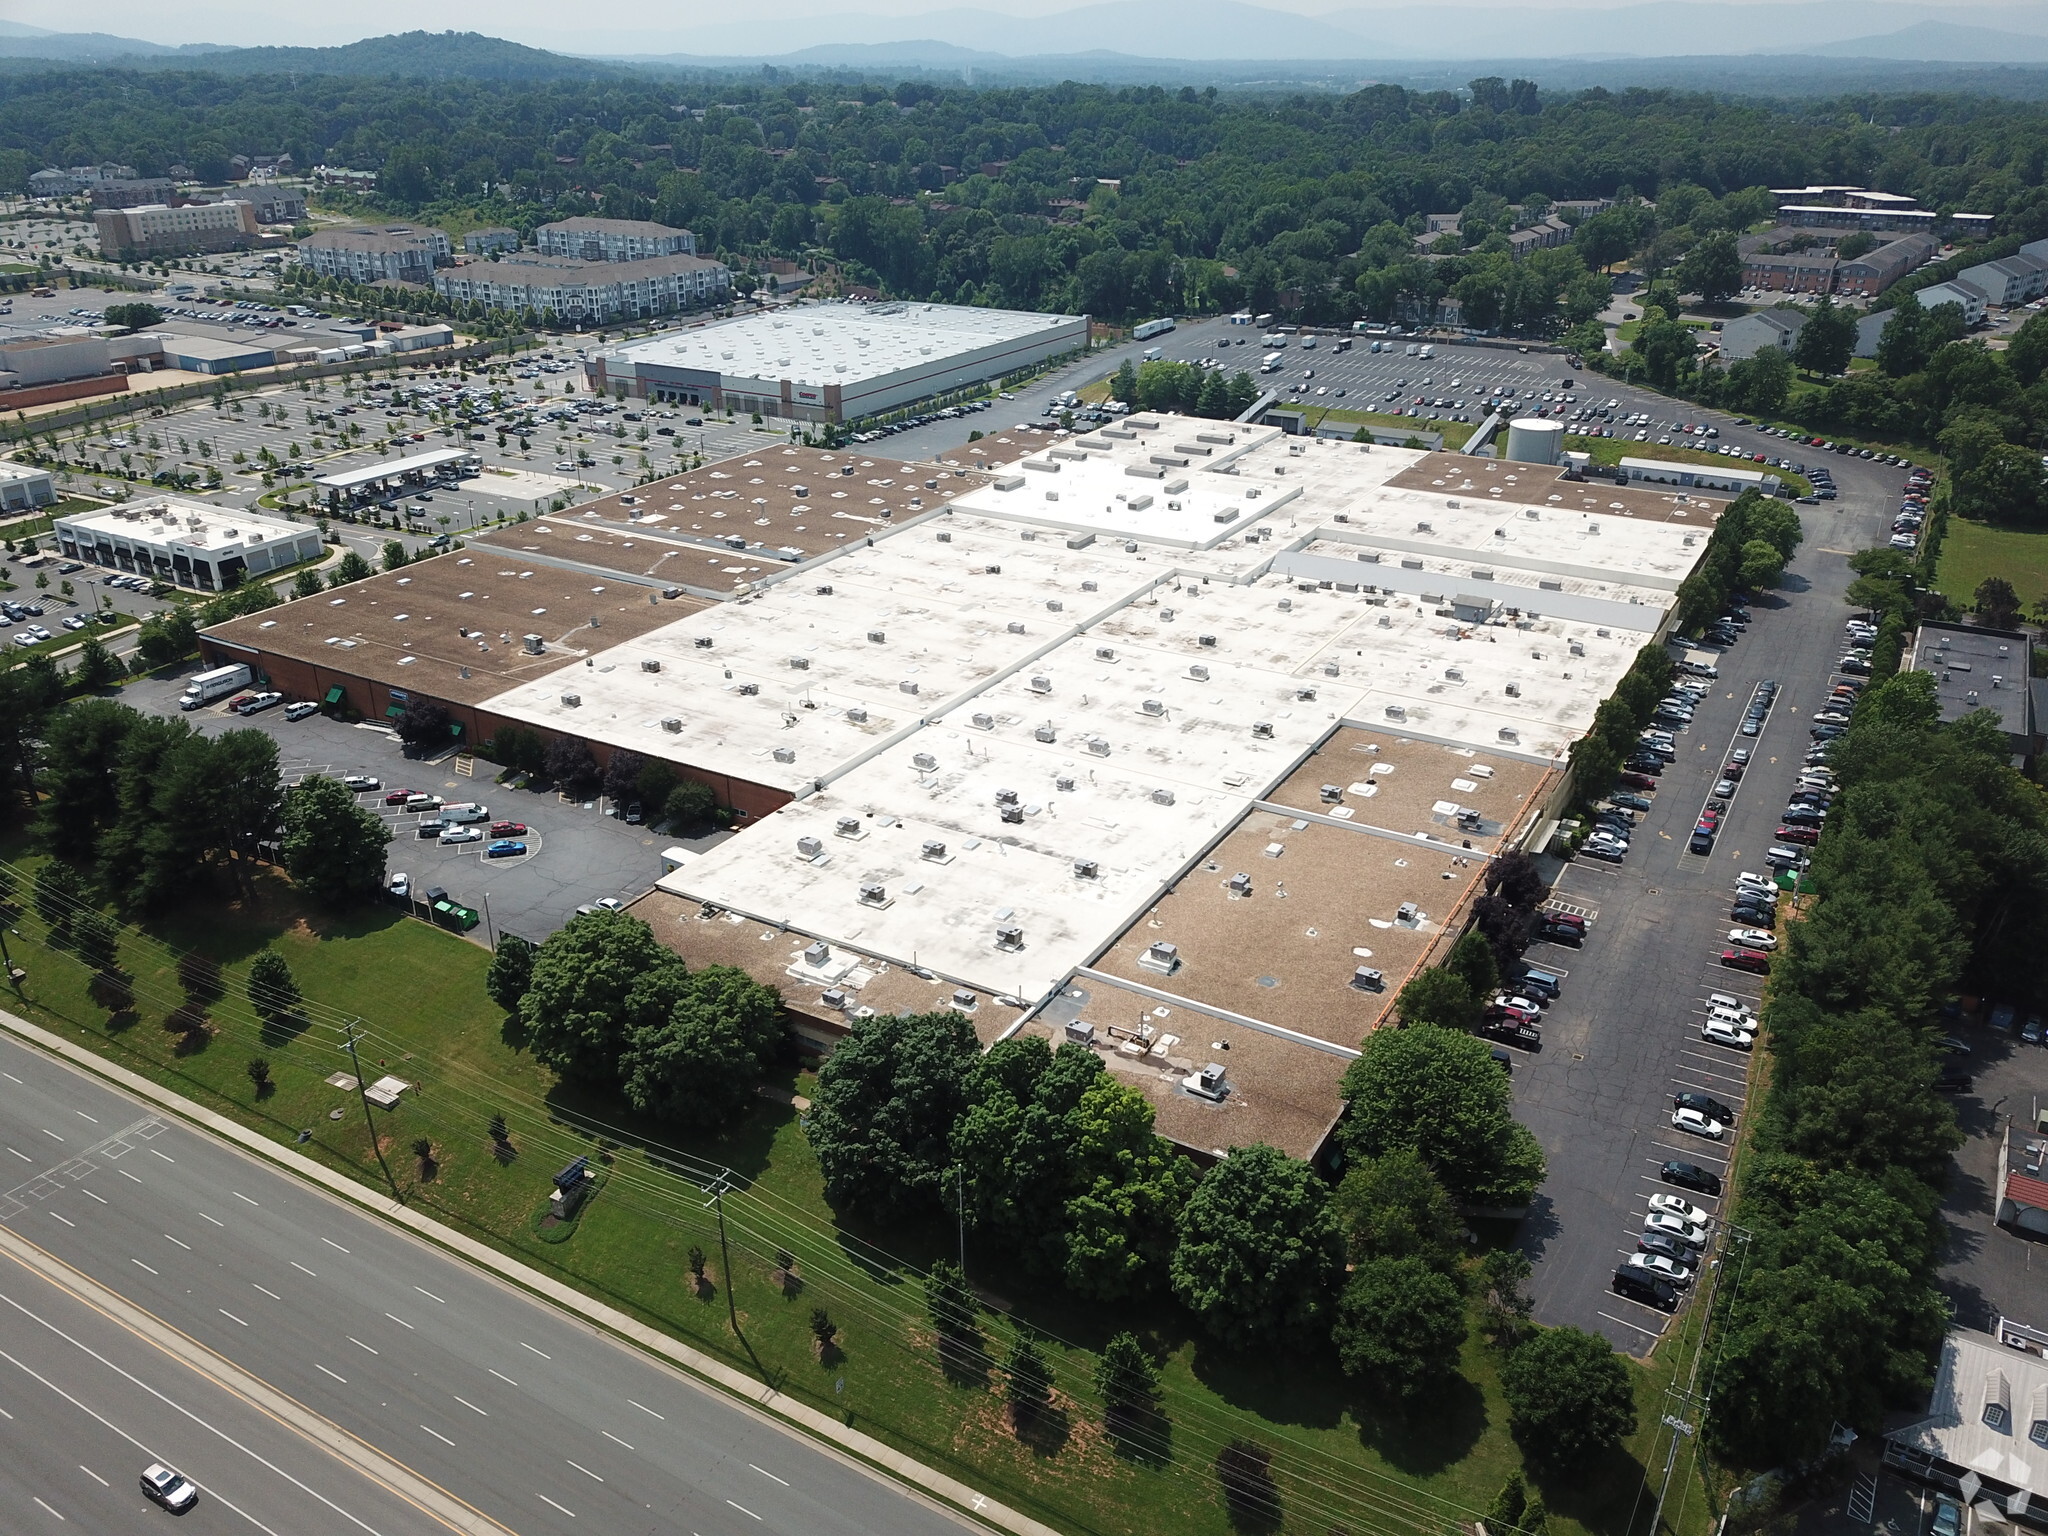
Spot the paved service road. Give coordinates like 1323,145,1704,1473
0,1032,976,1536
1512,443,1902,1354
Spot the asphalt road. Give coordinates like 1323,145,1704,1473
1513,444,1900,1354
0,1029,975,1536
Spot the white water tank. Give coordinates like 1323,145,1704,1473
1505,417,1564,465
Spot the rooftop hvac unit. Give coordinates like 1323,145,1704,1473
1064,1019,1096,1045
814,584,833,596
1033,724,1056,743
899,680,919,695
789,656,810,670
936,530,952,542
922,840,948,861
1081,580,1098,593
952,989,979,1009
1568,640,1585,657
1151,787,1175,806
1319,784,1342,803
995,924,1023,951
1046,599,1064,613
858,883,888,907
1198,634,1217,648
1498,727,1519,744
995,787,1019,805
868,630,885,644
641,658,662,673
913,751,937,771
1296,686,1317,702
971,712,994,730
986,564,1002,575
1188,664,1210,681
1142,699,1166,717
1277,597,1292,612
1227,872,1252,897
820,988,848,1011
1055,774,1076,792
1007,621,1026,634
1385,704,1407,720
792,486,809,498
560,692,581,707
1029,675,1052,694
999,804,1025,823
802,939,830,966
522,633,545,655
737,682,760,696
797,836,824,859
835,816,862,836
1444,667,1463,682
1252,721,1274,739
1351,966,1385,992
1188,1063,1227,1101
1073,858,1099,880
1161,607,1176,622
724,534,747,549
772,746,796,763
1141,940,1180,973
692,635,714,650
1323,661,1341,678
1085,736,1110,757
1397,902,1420,924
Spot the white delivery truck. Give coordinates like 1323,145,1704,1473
180,663,253,711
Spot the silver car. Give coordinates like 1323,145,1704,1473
141,1463,198,1512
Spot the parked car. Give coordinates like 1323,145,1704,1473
1727,927,1777,951
1703,1018,1756,1049
1648,1193,1711,1225
1661,1160,1722,1196
344,775,381,792
383,788,413,805
1671,1106,1726,1139
1645,1209,1710,1246
485,839,527,858
1612,1266,1679,1311
1626,1250,1694,1288
1676,1090,1737,1124
438,825,483,845
489,820,528,837
1537,919,1585,945
284,701,319,721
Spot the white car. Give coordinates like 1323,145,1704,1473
342,774,381,792
1727,927,1777,951
1703,1018,1756,1050
141,1463,198,1512
1643,1210,1709,1248
1648,1193,1711,1225
1735,874,1777,895
1626,1250,1694,1288
438,825,484,845
1671,1107,1726,1140
1491,993,1545,1015
1706,992,1751,1014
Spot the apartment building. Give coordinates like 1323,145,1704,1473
534,217,697,262
94,200,260,260
297,226,454,285
432,252,729,320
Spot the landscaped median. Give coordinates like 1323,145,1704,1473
0,848,1709,1536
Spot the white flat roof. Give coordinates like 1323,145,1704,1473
58,495,308,551
315,447,475,491
598,301,1083,390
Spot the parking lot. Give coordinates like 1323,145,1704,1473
1932,1019,2047,1336
123,672,731,946
1512,442,1905,1354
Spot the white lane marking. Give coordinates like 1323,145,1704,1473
130,1259,156,1276
727,1500,762,1520
47,1212,73,1228
252,1284,279,1300
316,1363,347,1383
231,1192,258,1206
750,1465,788,1486
537,1493,576,1518
519,1342,550,1359
627,1398,664,1419
488,1369,518,1387
162,1235,189,1250
33,1494,63,1520
602,1430,633,1450
347,1337,378,1355
453,1396,487,1416
40,1129,63,1142
413,1287,445,1305
117,1170,140,1184
199,1213,225,1228
384,1314,412,1330
1597,1307,1669,1336
73,1112,96,1125
2,1072,20,1084
219,1310,248,1328
290,1262,316,1277
321,1238,348,1252
78,1190,105,1206
77,1466,107,1487
7,1148,29,1161
565,1460,603,1482
148,1149,172,1162
422,1425,455,1447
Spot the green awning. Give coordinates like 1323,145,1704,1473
386,704,406,719
323,686,344,704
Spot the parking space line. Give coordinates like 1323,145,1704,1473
1596,1308,1669,1337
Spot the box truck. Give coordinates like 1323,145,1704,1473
180,663,253,711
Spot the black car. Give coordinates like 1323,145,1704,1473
1661,1159,1723,1196
1613,1266,1678,1312
1537,920,1584,946
1623,756,1666,776
1674,1090,1736,1125
1732,906,1773,926
1610,792,1653,812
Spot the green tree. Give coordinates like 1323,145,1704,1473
246,949,301,1024
619,964,784,1129
134,607,199,669
1095,1330,1159,1436
292,567,325,600
281,774,391,905
1677,233,1742,304
1443,928,1499,1002
1332,1255,1468,1399
1792,297,1855,377
485,933,534,1012
1338,1023,1546,1208
1486,1470,1529,1533
1499,1326,1638,1471
103,302,162,332
1111,358,1138,405
1169,1143,1344,1350
810,1010,980,1219
327,551,374,588
1215,1439,1281,1534
923,1256,978,1351
36,699,137,864
1331,1148,1463,1271
1061,1076,1198,1300
1739,539,1787,589
380,540,410,572
70,636,121,692
1393,966,1482,1030
32,859,85,939
394,698,454,753
1003,1333,1054,1425
69,907,121,975
517,910,690,1086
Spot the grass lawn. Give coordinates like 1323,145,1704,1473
1277,402,1475,448
1936,517,2048,608
0,852,1708,1536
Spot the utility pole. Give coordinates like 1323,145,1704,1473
704,1173,739,1336
0,926,22,991
344,1019,401,1202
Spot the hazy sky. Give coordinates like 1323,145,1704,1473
3,0,2024,51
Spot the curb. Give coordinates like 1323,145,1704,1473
0,1006,1063,1536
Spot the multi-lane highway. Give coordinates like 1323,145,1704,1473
0,1028,977,1536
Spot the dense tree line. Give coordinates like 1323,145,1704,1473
1709,669,2048,1463
7,70,2048,326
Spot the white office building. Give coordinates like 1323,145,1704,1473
55,498,322,592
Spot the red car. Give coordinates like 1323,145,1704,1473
1721,948,1771,974
1775,825,1820,846
226,694,257,712
1721,762,1745,780
1544,910,1587,932
1619,771,1660,791
490,820,528,837
383,788,413,806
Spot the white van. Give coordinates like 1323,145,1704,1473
1404,343,1420,357
441,802,491,824
1142,347,1163,361
1418,344,1435,359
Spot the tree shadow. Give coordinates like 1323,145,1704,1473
937,1330,989,1391
1187,1335,1347,1433
259,1009,313,1049
1011,1401,1071,1459
1350,1371,1488,1478
498,1011,531,1052
1105,1403,1174,1468
171,1026,212,1057
1528,1441,1650,1536
1216,1439,1283,1535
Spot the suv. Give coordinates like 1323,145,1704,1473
1661,1159,1723,1196
1612,1266,1679,1312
